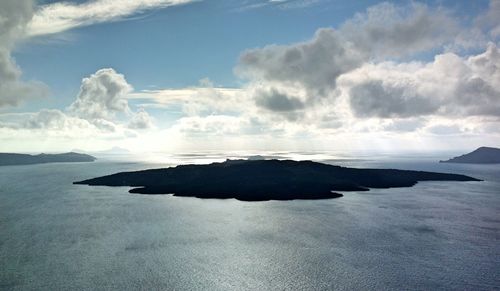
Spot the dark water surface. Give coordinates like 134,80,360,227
0,156,499,290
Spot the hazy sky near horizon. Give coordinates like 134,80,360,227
0,0,499,153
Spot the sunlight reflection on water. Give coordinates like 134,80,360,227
0,153,498,290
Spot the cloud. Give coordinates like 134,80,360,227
236,2,463,119
253,87,306,121
271,0,321,9
23,108,122,134
68,68,132,120
237,28,363,98
0,50,48,107
383,118,427,132
91,118,119,132
128,108,154,129
67,68,155,130
27,0,196,37
476,0,500,39
426,124,463,135
130,84,248,116
2,1,499,152
0,0,48,108
235,0,320,12
1,0,195,108
2,68,154,139
2,107,135,139
25,109,85,129
67,68,156,131
254,88,305,112
340,44,500,118
0,1,32,46
340,2,459,57
0,108,139,153
133,45,500,137
348,79,438,118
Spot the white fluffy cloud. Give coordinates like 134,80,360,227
2,1,499,152
25,109,90,130
133,44,500,140
128,108,154,129
230,1,500,142
1,0,197,107
66,68,154,131
69,68,132,120
235,1,466,124
0,109,116,140
237,28,362,99
237,2,459,86
27,0,196,36
0,0,195,112
1,68,154,140
340,43,500,118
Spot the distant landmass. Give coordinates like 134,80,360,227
75,159,479,201
97,146,131,155
71,146,130,155
440,147,500,164
0,152,96,166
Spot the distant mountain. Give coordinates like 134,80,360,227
0,152,96,166
440,147,500,164
71,147,131,155
98,146,130,155
75,159,479,201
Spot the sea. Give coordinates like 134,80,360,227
0,152,499,290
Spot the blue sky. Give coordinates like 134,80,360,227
0,0,499,153
14,0,490,106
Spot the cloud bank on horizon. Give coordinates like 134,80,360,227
0,0,499,153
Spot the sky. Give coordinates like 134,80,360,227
0,0,499,154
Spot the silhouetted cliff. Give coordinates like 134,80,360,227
75,159,479,201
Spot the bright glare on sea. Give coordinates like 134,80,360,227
0,152,499,290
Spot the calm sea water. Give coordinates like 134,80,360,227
0,153,499,290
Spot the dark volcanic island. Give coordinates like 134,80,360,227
75,159,480,201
